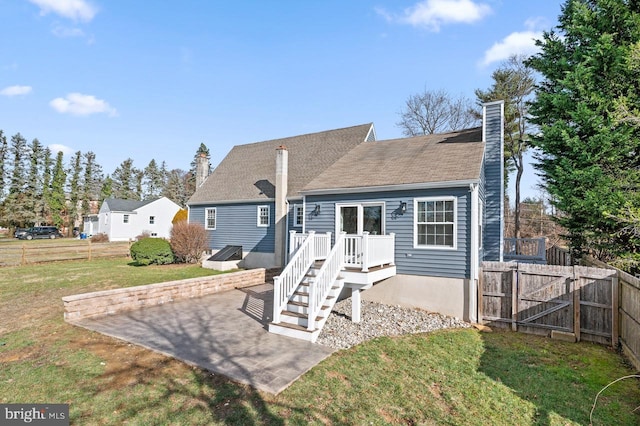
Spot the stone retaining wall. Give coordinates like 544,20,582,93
63,268,266,321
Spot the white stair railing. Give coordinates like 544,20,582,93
273,231,316,324
307,232,346,330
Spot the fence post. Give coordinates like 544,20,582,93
389,233,396,266
511,267,518,331
88,239,92,261
612,275,619,347
478,266,483,324
573,267,581,342
21,243,26,266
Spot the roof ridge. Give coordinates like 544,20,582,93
232,123,373,149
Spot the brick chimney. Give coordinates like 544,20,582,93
274,145,288,267
196,152,210,188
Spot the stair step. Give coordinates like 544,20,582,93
270,321,318,333
282,310,324,322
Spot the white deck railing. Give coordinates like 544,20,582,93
307,232,346,330
273,232,316,324
344,232,395,272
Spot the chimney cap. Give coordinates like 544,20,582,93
276,145,288,150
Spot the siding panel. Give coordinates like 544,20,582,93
190,202,275,253
306,188,471,279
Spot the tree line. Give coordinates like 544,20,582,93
0,132,210,233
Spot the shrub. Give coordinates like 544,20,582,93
172,209,188,224
170,221,208,263
135,230,151,241
130,238,174,265
90,233,109,243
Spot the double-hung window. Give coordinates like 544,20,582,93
257,205,270,227
205,208,216,230
149,216,155,225
293,205,303,227
123,214,129,224
414,197,456,249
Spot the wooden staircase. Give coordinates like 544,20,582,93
269,261,344,342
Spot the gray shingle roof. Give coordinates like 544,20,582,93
188,123,374,204
103,198,158,212
301,127,485,193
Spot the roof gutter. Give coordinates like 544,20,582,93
300,179,480,196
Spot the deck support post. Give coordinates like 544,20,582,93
351,287,361,323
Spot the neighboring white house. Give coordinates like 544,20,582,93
84,197,182,242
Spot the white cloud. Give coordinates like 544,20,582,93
29,0,98,22
378,0,492,32
1,85,33,96
49,143,74,156
479,18,547,67
52,25,85,38
50,93,117,117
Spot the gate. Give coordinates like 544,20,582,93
480,262,618,345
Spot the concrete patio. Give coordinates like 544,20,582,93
70,283,335,395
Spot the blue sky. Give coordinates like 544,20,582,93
1,0,562,200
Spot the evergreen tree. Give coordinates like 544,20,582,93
527,0,640,260
41,147,53,224
67,151,83,234
3,133,29,226
81,151,103,214
162,169,188,207
475,55,536,239
111,158,139,200
0,130,7,202
143,159,164,199
100,175,113,204
49,151,67,229
24,138,44,225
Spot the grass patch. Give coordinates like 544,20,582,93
1,258,639,425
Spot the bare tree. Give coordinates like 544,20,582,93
397,89,478,136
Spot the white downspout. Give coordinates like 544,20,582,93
469,183,479,323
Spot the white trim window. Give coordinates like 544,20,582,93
123,214,129,224
257,205,270,227
205,208,216,230
293,204,304,227
414,197,457,249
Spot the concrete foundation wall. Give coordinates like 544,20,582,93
63,268,266,321
239,251,276,269
362,274,470,321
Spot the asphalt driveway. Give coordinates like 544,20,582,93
71,283,334,394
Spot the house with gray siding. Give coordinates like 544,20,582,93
188,101,504,341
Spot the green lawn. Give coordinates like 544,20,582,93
1,258,638,425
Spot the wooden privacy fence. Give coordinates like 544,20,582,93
480,262,618,346
0,241,131,267
546,244,572,266
583,257,640,371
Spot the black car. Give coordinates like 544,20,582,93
19,226,63,240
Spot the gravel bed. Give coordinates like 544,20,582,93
316,298,471,350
